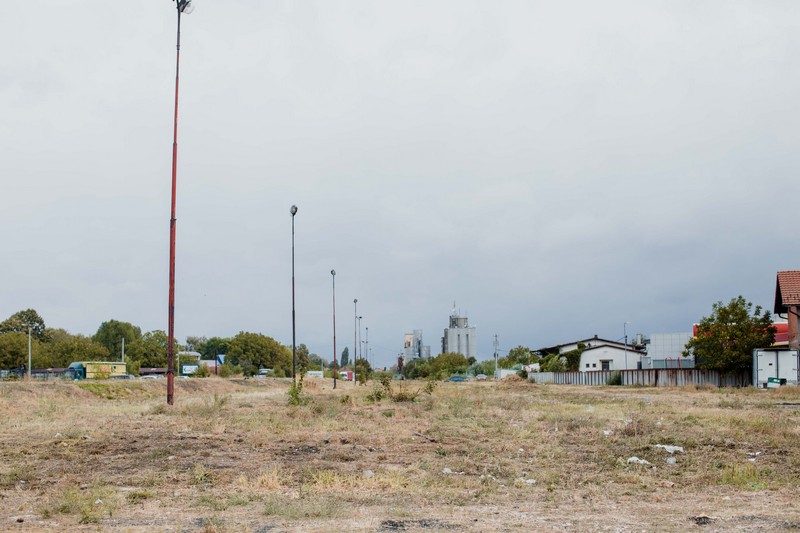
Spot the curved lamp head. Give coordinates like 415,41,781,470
290,205,298,216
177,0,194,14
354,298,357,304
331,269,336,276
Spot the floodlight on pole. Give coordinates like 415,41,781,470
166,0,194,405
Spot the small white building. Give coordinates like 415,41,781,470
537,335,629,356
579,345,640,372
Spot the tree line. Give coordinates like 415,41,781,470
0,309,349,377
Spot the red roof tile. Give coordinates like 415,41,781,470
775,271,800,313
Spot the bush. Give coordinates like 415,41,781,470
607,371,622,386
287,375,309,406
217,363,242,378
192,365,211,378
365,374,437,403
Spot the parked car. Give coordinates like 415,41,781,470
475,374,487,381
110,374,136,380
449,375,467,382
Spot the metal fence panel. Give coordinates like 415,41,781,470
530,369,751,388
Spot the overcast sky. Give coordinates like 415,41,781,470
2,1,799,368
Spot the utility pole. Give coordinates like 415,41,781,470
623,322,630,372
353,299,358,386
358,316,363,382
27,326,32,380
493,334,499,380
121,337,125,363
331,270,337,389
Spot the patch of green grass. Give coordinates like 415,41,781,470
77,382,138,399
192,464,214,485
720,463,766,489
126,490,152,504
49,485,118,524
263,494,346,520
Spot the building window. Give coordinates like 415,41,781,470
601,360,610,371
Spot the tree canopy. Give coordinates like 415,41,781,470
93,320,142,358
227,332,291,377
0,309,47,341
126,330,170,368
499,345,536,367
683,296,776,375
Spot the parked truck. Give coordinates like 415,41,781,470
64,361,127,380
339,370,354,381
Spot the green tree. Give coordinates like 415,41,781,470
39,333,110,368
93,320,142,358
200,337,231,359
684,296,776,375
401,357,431,379
0,332,32,369
308,352,327,371
355,357,373,383
126,330,169,367
0,309,47,341
227,332,291,377
468,359,496,376
185,336,207,352
559,343,585,372
539,352,566,372
430,352,470,377
501,345,535,367
296,344,311,372
340,346,350,368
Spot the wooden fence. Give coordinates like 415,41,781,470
529,369,751,388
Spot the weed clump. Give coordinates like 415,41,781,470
365,375,437,403
288,375,309,406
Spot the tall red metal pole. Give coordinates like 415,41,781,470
167,5,183,405
332,270,337,390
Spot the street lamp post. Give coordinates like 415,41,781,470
623,321,631,373
358,316,362,383
166,0,194,406
353,299,358,386
291,205,298,383
331,270,337,390
27,326,32,380
365,326,369,376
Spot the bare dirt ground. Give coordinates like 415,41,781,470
1,377,799,532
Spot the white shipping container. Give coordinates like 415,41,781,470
753,349,799,388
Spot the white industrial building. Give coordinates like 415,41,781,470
403,330,430,359
441,308,477,358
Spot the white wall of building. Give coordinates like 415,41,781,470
647,332,692,359
579,345,639,371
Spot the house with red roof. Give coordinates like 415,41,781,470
774,271,800,349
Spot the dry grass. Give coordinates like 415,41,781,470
0,377,799,531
